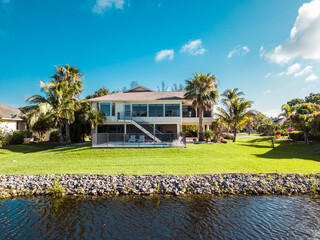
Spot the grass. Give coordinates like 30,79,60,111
0,137,319,175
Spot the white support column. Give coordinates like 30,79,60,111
153,124,156,135
177,124,179,133
124,124,127,135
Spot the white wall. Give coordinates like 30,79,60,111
0,120,17,132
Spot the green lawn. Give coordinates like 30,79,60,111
0,137,319,175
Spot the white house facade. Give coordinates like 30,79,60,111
0,103,27,133
88,86,215,147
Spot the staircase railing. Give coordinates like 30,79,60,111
117,112,163,135
131,112,163,135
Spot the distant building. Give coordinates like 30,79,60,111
273,117,287,125
0,103,27,132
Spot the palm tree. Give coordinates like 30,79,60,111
51,65,83,144
184,73,219,141
218,91,254,142
25,80,78,145
280,104,293,118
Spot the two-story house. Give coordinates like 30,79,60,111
88,86,214,147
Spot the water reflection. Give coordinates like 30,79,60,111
0,195,319,239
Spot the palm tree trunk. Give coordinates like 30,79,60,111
58,126,64,145
65,119,72,145
233,125,237,142
198,107,204,141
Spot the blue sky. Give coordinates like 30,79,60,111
1,0,320,116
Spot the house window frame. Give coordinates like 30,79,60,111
100,102,115,117
132,104,148,117
165,104,181,117
148,104,164,117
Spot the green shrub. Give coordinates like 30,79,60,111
288,131,304,141
7,130,29,145
49,130,60,142
204,130,213,142
0,136,8,147
182,125,198,137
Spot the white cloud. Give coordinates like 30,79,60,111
180,39,206,55
294,65,312,77
277,63,300,76
287,63,301,75
306,74,318,82
264,0,320,64
155,49,174,62
264,73,271,79
93,0,124,14
263,90,271,95
228,45,250,58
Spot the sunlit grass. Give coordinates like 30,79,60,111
0,137,319,175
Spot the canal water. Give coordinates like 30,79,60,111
0,195,319,239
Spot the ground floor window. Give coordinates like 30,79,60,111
98,125,124,133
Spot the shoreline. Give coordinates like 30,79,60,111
0,173,319,199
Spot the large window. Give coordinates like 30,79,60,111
197,108,212,117
100,103,115,117
149,104,164,117
165,104,180,117
182,106,196,117
132,104,147,117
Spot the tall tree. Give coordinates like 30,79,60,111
171,83,184,92
51,65,83,144
305,93,320,104
184,73,219,141
218,90,254,142
86,87,110,100
25,65,83,145
157,81,169,92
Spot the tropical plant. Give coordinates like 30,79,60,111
289,103,320,143
69,102,104,142
211,118,227,142
204,130,213,143
28,114,54,140
217,89,254,142
25,65,83,145
184,73,219,141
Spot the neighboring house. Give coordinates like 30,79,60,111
0,103,27,132
273,117,287,125
88,86,215,147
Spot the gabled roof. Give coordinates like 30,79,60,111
273,117,287,125
124,85,153,92
87,85,186,102
0,103,25,121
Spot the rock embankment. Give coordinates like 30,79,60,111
0,173,319,198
